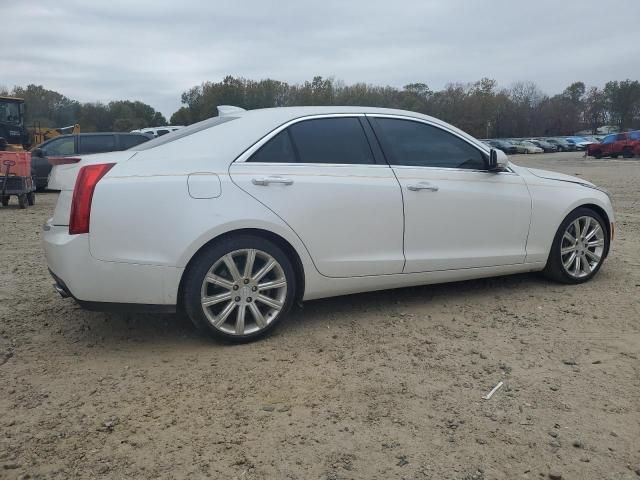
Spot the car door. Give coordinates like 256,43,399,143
229,115,405,277
369,115,531,273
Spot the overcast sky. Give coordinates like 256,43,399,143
4,0,639,119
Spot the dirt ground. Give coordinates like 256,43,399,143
1,152,639,480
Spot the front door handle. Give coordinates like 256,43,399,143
407,182,439,192
252,176,294,186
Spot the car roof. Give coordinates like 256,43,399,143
129,105,491,169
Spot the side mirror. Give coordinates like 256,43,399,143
488,148,509,171
32,147,44,157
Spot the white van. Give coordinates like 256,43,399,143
131,126,184,137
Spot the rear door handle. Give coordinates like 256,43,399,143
407,182,439,192
252,176,294,186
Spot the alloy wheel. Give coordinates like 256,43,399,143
200,249,287,336
560,216,605,279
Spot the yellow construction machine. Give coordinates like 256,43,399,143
0,96,80,151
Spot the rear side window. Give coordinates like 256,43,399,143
288,118,374,164
372,118,486,170
120,134,150,149
249,130,296,163
79,135,116,154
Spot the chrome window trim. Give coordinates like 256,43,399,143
233,112,515,175
366,113,516,175
234,114,371,166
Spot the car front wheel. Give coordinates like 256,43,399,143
543,208,608,284
183,235,296,342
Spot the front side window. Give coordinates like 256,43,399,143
79,135,116,154
373,118,486,170
602,135,615,144
44,136,74,156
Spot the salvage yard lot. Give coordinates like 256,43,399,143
1,152,639,479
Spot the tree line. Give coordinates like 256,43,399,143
0,84,167,132
171,76,640,138
3,77,640,139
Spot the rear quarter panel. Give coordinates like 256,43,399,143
89,173,315,272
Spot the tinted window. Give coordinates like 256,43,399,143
288,118,374,164
249,130,296,163
156,130,170,136
602,135,616,144
120,134,151,149
79,135,116,154
44,136,74,156
373,118,486,170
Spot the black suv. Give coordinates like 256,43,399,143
31,132,151,189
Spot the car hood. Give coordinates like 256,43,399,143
524,167,595,187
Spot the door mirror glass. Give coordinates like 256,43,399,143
489,148,509,171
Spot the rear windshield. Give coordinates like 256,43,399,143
130,116,238,151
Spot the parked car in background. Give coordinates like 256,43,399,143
43,106,614,342
486,139,518,155
31,132,152,189
527,139,557,153
587,132,640,159
546,138,574,152
131,126,184,137
515,140,544,154
565,137,595,151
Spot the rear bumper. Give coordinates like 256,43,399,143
43,220,182,310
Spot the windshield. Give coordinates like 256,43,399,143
0,101,21,125
131,116,238,151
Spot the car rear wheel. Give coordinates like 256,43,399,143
543,208,608,284
1,195,8,207
622,148,634,158
183,235,296,342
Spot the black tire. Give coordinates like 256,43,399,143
27,192,35,206
17,194,27,209
593,151,602,159
622,148,634,159
183,234,296,343
543,207,609,284
1,195,8,207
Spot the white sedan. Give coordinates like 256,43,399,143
43,106,614,342
516,141,544,154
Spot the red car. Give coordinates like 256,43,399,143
587,132,640,159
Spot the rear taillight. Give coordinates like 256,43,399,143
69,163,115,235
